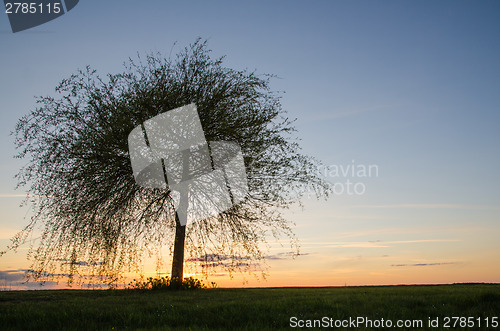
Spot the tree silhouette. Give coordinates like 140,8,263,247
8,39,330,286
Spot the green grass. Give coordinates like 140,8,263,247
0,284,499,330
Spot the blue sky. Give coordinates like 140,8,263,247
1,1,499,288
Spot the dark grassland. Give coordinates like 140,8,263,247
0,284,499,330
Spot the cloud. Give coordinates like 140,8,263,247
0,269,125,290
186,254,278,270
186,254,250,262
201,262,251,268
187,252,309,266
52,258,104,266
0,269,27,282
264,252,309,260
23,269,114,281
391,262,460,267
304,104,396,122
0,193,47,198
1,281,62,290
372,239,460,244
186,254,255,268
0,269,61,290
354,204,500,211
0,194,28,198
297,239,459,249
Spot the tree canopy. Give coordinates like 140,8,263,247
7,39,330,285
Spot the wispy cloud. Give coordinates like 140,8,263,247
391,262,460,267
186,254,251,262
369,239,460,244
354,204,500,211
297,239,459,249
0,193,40,198
0,269,28,282
264,252,309,260
0,194,26,198
186,253,309,263
304,104,396,123
24,269,116,280
53,258,104,266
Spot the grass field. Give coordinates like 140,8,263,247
0,284,499,330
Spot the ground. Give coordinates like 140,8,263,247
0,284,499,330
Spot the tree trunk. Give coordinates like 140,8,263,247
158,145,188,287
171,212,186,287
169,147,191,287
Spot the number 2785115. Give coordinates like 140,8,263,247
5,2,62,14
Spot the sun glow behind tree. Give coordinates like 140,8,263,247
5,39,330,286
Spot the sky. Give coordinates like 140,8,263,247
0,1,499,289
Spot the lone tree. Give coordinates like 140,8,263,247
7,39,330,286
